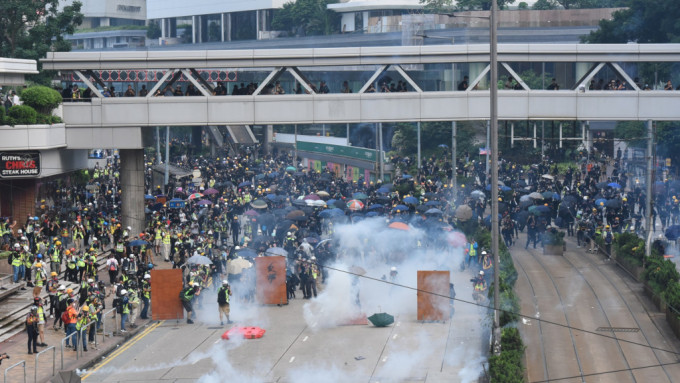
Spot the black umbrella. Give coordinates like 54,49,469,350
605,199,621,209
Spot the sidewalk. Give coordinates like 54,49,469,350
1,250,171,383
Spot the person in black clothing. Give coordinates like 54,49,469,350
180,283,200,324
26,308,39,354
457,76,469,91
217,280,232,325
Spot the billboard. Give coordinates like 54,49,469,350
0,151,41,178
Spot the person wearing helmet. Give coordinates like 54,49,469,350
46,272,59,319
74,305,89,352
119,289,130,333
10,243,23,284
217,280,232,325
470,270,487,303
32,297,48,347
389,266,398,282
106,254,119,285
25,306,40,354
179,283,200,324
50,240,62,274
603,224,613,260
140,274,151,320
33,261,47,298
64,299,78,348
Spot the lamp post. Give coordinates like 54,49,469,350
489,0,501,356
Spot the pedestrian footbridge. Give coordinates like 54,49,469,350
41,43,680,127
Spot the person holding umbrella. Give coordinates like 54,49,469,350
217,280,232,325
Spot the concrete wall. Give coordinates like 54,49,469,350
0,124,66,151
60,91,680,127
65,126,144,149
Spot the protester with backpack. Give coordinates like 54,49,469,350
603,225,613,260
106,255,119,285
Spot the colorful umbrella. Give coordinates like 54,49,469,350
196,199,212,206
187,193,203,200
203,188,219,195
251,199,268,209
347,199,364,211
388,221,410,231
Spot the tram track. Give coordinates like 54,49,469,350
512,242,586,383
562,237,679,381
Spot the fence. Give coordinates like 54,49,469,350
3,360,26,383
60,331,78,370
34,346,56,383
78,321,98,357
101,308,118,342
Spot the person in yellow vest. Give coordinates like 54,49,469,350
65,250,77,282
154,227,162,258
217,280,232,325
465,240,478,269
50,241,62,274
23,246,34,287
33,297,48,347
46,272,59,318
76,252,86,283
128,286,140,328
33,262,47,298
140,274,151,319
11,243,23,283
74,306,89,352
162,230,171,262
61,224,70,247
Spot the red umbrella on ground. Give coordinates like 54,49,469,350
347,199,364,211
387,222,409,231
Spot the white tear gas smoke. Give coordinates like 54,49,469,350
303,217,466,328
198,337,265,383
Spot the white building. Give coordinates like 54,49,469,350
327,0,424,33
60,0,148,49
147,0,289,44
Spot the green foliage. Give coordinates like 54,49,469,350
517,2,529,9
271,0,340,36
488,328,526,383
19,86,62,114
614,232,645,267
147,21,162,39
542,228,565,246
391,121,477,165
643,254,680,295
420,0,454,13
455,0,516,11
0,0,84,85
517,69,552,90
662,281,680,314
584,0,680,44
0,106,4,122
532,0,557,9
8,105,37,125
614,121,645,148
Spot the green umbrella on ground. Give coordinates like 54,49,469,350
286,166,297,172
368,312,394,327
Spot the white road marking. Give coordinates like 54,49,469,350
302,336,308,342
214,339,220,344
289,356,296,363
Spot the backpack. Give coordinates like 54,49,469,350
605,231,613,244
61,311,69,324
7,252,13,265
58,297,68,312
109,261,117,272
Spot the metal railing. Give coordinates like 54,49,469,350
78,321,97,357
34,346,56,383
3,360,26,383
101,308,117,342
60,331,79,370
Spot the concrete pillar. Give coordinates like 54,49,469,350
161,19,167,39
256,10,260,40
226,13,232,41
221,14,225,42
119,149,145,237
192,126,203,154
192,16,197,44
264,125,273,155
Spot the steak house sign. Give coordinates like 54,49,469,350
0,152,41,177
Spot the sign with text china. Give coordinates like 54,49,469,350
0,151,41,177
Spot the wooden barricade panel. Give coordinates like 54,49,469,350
255,256,287,305
151,269,184,320
417,270,450,321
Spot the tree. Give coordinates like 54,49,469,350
271,0,340,36
454,0,516,11
584,0,680,43
0,0,83,84
419,0,454,13
147,20,161,40
517,2,529,9
532,0,558,10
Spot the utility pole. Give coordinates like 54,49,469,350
379,122,384,181
645,120,654,257
417,121,422,170
452,121,457,192
490,0,501,356
164,126,170,188
156,126,162,164
294,124,298,167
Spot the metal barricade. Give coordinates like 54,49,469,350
101,308,117,342
60,331,79,370
78,321,98,357
3,360,26,383
34,346,56,383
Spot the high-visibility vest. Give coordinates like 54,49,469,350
116,242,124,252
76,257,85,268
11,253,22,267
469,244,477,257
163,233,171,245
52,248,60,263
75,316,88,331
35,269,46,286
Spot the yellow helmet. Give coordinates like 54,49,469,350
82,305,89,312
56,241,62,246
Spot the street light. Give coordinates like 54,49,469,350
440,8,501,354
